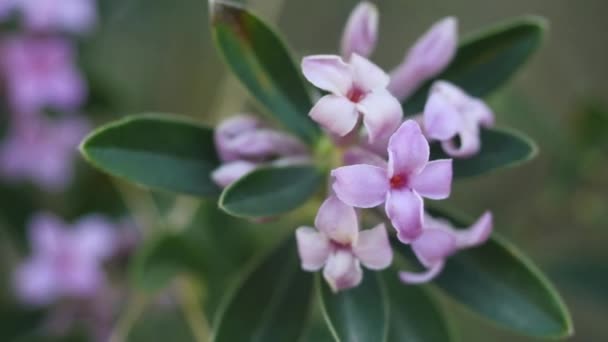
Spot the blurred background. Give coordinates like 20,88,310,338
1,0,606,341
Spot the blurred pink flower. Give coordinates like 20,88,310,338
14,212,117,306
301,54,402,143
0,115,90,191
340,1,378,60
332,120,452,243
296,196,392,292
400,211,493,284
14,0,97,33
0,35,86,114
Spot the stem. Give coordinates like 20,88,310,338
177,278,211,342
107,294,148,342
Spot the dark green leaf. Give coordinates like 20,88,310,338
394,208,573,338
405,16,547,113
431,128,537,178
80,114,221,197
219,166,322,218
210,1,320,144
213,237,314,342
383,272,453,342
318,272,388,342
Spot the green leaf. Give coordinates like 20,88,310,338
432,127,537,178
395,208,573,338
383,272,453,342
318,272,389,342
213,237,314,342
210,0,320,144
219,165,322,218
130,233,206,293
80,114,221,197
405,16,547,113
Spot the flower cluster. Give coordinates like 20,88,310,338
0,0,96,191
213,2,497,291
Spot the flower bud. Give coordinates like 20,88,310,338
340,2,379,60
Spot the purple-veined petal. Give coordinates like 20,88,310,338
350,53,390,92
410,159,452,200
385,189,423,243
411,229,457,267
211,161,258,188
295,227,331,271
387,120,429,177
358,89,403,144
331,164,388,208
399,261,445,284
423,89,462,140
388,17,458,101
309,95,359,137
315,195,359,245
323,249,363,292
13,258,58,306
301,55,352,95
340,1,378,59
452,211,493,249
354,223,392,270
343,147,387,168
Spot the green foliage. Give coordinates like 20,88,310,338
219,166,323,218
404,16,547,113
212,237,314,342
80,114,221,197
210,0,320,144
432,128,538,178
395,208,573,338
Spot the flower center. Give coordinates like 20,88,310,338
390,173,408,189
346,87,365,103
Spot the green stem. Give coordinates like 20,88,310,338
177,278,211,342
108,293,148,342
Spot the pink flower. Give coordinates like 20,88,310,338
0,35,86,114
400,211,493,284
14,212,117,306
0,115,90,191
295,196,392,292
340,1,378,60
332,120,452,243
388,17,458,101
301,54,402,143
423,81,495,157
15,0,97,33
212,115,310,187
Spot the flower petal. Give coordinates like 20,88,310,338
358,89,403,144
301,55,352,95
452,211,493,249
386,189,423,243
423,89,462,141
387,120,429,177
411,229,457,267
229,129,308,162
399,261,445,284
211,161,258,188
343,147,387,168
340,1,378,59
72,215,116,260
214,115,261,162
354,223,393,270
13,258,58,306
28,212,65,256
331,164,388,208
441,126,481,158
350,53,390,92
295,226,331,271
309,95,359,137
410,159,452,200
315,195,359,245
323,250,363,292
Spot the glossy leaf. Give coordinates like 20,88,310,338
431,127,537,178
383,272,453,342
219,165,323,218
394,208,573,338
318,272,388,342
80,114,221,197
210,0,320,144
213,237,314,342
405,16,547,113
